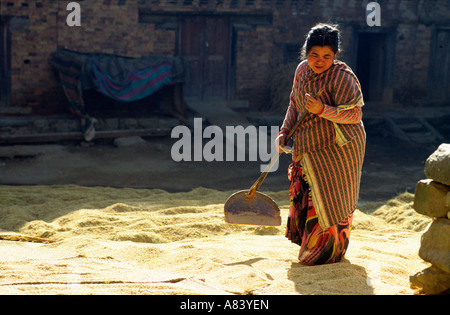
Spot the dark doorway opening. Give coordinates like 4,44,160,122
0,17,11,107
356,32,386,102
429,29,450,102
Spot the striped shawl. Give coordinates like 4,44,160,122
281,60,366,228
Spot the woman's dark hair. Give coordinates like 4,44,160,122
300,23,341,59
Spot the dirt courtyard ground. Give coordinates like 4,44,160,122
0,106,448,296
0,112,444,203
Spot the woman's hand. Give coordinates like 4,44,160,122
305,93,325,115
275,130,288,153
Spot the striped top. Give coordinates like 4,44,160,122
281,60,364,155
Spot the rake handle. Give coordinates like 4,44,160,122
246,89,323,199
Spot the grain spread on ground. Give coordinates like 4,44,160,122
0,185,431,295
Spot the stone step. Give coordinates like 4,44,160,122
385,116,446,144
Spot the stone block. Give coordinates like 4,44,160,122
159,118,179,129
103,118,119,130
419,218,450,273
410,265,450,295
425,143,450,186
113,136,146,147
138,118,160,129
414,179,450,218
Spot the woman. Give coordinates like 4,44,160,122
276,23,366,265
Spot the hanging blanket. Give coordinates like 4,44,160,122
50,49,189,119
90,59,174,102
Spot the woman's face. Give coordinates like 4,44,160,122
307,46,336,74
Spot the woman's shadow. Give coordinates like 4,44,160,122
287,258,374,295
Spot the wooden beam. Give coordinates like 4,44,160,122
0,128,171,144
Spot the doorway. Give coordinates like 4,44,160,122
429,29,450,102
0,17,11,106
179,15,231,101
356,32,386,102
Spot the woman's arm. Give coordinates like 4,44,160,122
319,103,362,124
318,70,364,124
277,64,303,152
281,65,303,132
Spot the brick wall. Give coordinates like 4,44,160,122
1,0,449,114
4,1,59,113
57,1,173,57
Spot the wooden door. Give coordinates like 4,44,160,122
180,16,231,101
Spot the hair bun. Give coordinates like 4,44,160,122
301,23,341,59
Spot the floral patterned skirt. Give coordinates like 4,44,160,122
285,161,353,265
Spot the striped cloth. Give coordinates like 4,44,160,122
286,161,352,265
281,60,366,228
90,59,174,102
